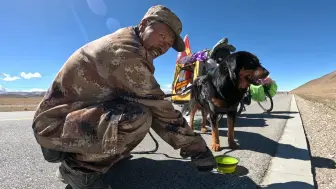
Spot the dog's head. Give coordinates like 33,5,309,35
224,51,269,89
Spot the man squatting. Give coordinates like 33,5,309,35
32,5,217,189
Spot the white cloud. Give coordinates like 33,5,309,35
1,73,21,81
20,72,42,79
160,84,172,94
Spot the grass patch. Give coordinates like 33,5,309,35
295,94,336,111
0,96,43,105
0,96,42,112
0,106,38,112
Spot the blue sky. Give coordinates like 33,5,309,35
0,0,335,92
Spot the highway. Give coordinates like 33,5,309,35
0,94,297,189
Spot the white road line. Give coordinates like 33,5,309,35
0,118,32,122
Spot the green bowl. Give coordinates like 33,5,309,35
215,155,240,174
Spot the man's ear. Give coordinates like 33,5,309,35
139,19,148,32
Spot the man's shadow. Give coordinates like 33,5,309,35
104,158,316,189
262,181,315,189
104,157,257,189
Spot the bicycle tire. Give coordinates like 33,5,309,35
236,101,244,116
181,103,190,116
257,90,273,112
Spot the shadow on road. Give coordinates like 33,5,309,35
214,130,309,160
267,111,299,114
192,116,269,129
105,157,257,189
201,111,295,129
238,113,294,120
311,156,336,169
104,158,316,189
262,181,314,188
228,116,268,127
211,130,335,166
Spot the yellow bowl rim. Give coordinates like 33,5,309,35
215,155,240,166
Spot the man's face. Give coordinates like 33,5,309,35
139,19,176,59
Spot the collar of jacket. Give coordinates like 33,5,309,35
132,26,155,73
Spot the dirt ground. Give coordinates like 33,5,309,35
296,94,336,110
295,95,336,189
0,96,43,112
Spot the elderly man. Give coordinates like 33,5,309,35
32,5,217,189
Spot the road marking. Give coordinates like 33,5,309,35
0,118,32,122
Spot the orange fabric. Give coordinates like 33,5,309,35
183,35,192,80
173,35,193,91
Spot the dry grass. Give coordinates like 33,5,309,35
291,70,336,109
0,106,38,112
0,96,43,105
0,96,43,112
294,93,336,111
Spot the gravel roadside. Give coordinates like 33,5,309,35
295,95,336,189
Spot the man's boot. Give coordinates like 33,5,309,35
56,161,112,189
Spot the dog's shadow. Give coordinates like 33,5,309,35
200,129,335,170
192,116,268,129
238,112,295,120
104,157,256,189
192,112,295,129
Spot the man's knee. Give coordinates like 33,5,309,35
60,100,152,156
116,102,152,152
118,102,152,132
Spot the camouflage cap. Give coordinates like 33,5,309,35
142,5,185,52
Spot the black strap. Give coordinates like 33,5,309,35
164,84,193,98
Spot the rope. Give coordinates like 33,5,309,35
131,129,159,154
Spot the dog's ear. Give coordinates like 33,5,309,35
225,57,237,82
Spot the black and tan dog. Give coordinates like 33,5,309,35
189,51,269,151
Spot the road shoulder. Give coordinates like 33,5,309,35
260,95,315,188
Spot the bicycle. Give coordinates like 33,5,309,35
236,84,274,116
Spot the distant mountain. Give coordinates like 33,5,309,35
0,85,6,94
4,91,46,96
0,87,46,97
291,70,336,99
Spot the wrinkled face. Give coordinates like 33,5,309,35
139,19,176,59
238,53,269,88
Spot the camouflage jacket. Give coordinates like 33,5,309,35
32,27,203,156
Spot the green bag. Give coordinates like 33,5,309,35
268,82,278,97
250,84,266,102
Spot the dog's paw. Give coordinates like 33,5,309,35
228,141,240,149
201,128,207,133
211,143,221,151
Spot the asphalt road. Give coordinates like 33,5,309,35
0,94,296,189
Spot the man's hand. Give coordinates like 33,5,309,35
179,137,217,172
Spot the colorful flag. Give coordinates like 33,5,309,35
176,34,192,64
173,35,193,91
